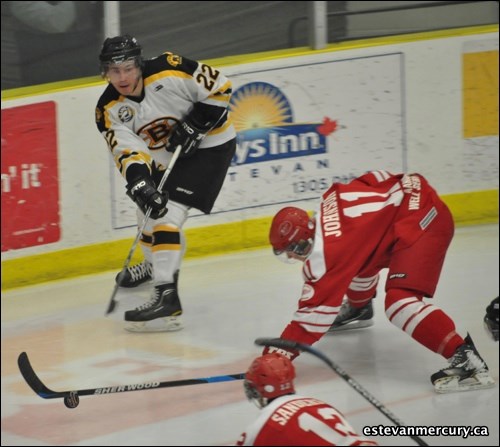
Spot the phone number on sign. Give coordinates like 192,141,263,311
292,175,357,194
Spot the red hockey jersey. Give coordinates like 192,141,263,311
236,394,378,446
275,170,452,349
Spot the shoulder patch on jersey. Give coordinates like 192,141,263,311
300,284,315,301
166,52,182,67
118,105,135,123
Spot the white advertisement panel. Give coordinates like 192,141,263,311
110,52,405,229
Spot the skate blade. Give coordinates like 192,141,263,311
433,372,496,393
327,319,374,334
125,316,183,333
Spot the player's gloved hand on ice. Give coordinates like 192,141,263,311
126,176,168,219
166,117,208,158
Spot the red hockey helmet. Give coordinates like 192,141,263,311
244,353,296,408
269,207,315,257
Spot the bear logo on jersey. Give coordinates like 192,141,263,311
138,117,177,150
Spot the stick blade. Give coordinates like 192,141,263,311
105,298,117,315
18,352,58,399
105,283,120,316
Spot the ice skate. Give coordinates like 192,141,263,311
431,334,495,393
116,260,153,288
484,296,499,341
328,300,374,333
124,282,183,332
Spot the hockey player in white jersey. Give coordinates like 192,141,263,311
95,35,236,332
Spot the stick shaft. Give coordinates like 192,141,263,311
255,338,428,447
105,144,182,315
18,352,244,400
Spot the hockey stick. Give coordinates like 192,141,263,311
255,338,428,447
18,352,244,409
105,144,183,315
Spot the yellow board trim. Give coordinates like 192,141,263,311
441,189,498,225
1,190,497,290
2,25,498,289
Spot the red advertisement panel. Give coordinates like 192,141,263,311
1,102,60,251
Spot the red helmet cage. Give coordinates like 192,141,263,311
244,353,296,401
269,207,314,252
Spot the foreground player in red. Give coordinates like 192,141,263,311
265,170,494,393
236,353,378,446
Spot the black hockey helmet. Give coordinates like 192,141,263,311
99,34,143,74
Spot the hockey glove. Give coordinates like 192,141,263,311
166,117,207,158
126,176,168,219
262,345,299,360
484,296,499,341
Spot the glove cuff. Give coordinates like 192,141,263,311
127,175,154,192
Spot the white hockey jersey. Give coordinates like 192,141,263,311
95,51,236,184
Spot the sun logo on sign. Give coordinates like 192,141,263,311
229,82,293,132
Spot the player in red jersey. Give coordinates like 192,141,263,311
236,353,377,446
265,171,494,393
